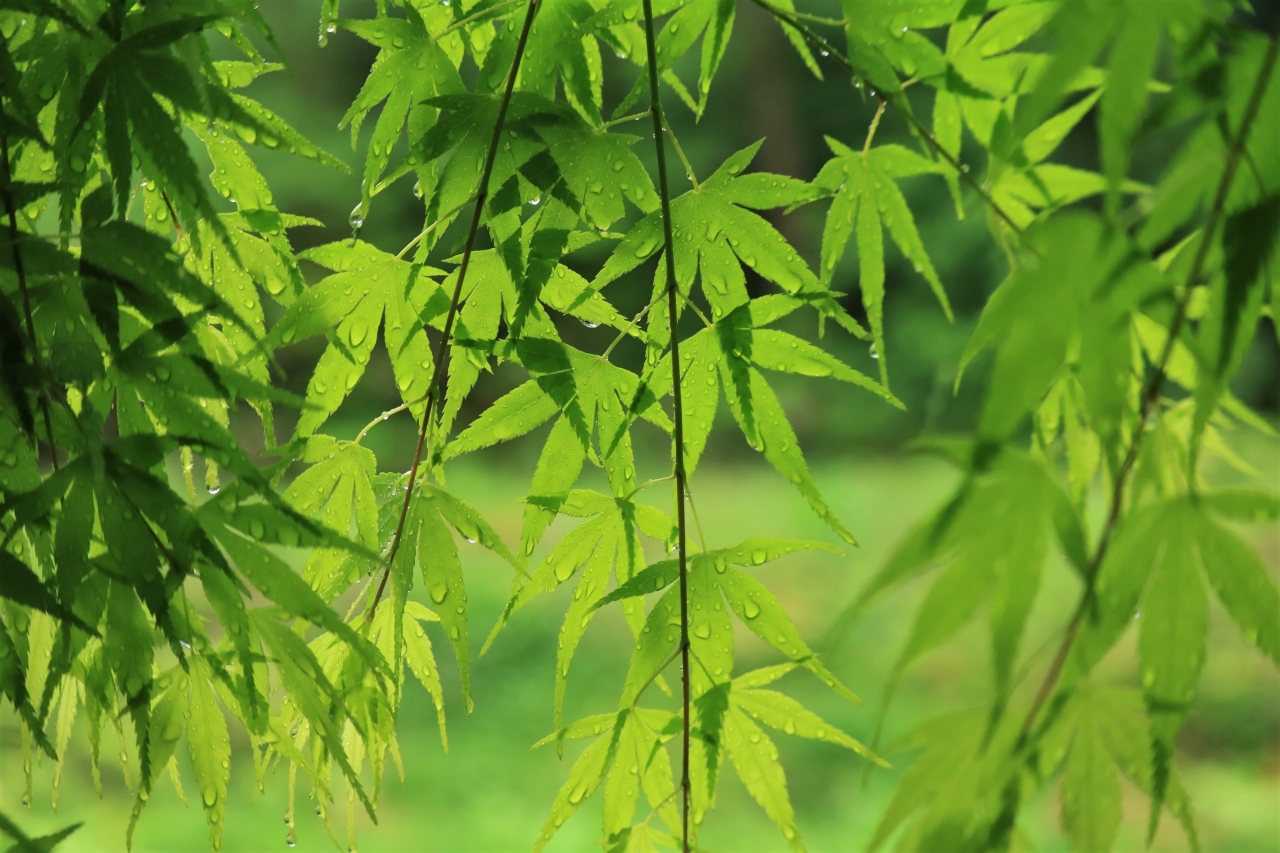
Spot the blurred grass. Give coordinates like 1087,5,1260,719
3,439,1277,852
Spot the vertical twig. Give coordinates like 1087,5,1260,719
1016,27,1280,745
365,0,542,624
0,98,58,469
639,1,692,849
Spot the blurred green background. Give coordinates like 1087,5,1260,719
2,2,1277,850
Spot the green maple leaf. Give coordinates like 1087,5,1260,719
814,137,951,383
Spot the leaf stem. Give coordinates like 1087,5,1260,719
364,0,543,626
626,474,675,500
639,0,692,848
160,190,185,241
0,98,58,470
862,100,887,156
747,0,1025,237
663,117,699,189
686,643,716,684
781,8,845,26
637,788,680,831
1015,25,1280,748
353,392,431,444
604,111,650,130
125,177,145,220
395,194,476,260
434,0,525,42
601,291,664,361
685,485,708,553
680,290,714,329
629,645,683,713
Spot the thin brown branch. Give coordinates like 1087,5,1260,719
160,190,184,241
640,0,693,849
364,0,542,625
747,0,1025,237
1016,25,1280,747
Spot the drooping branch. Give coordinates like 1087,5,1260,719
1016,26,1280,745
365,0,542,624
746,0,1026,237
639,0,694,849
